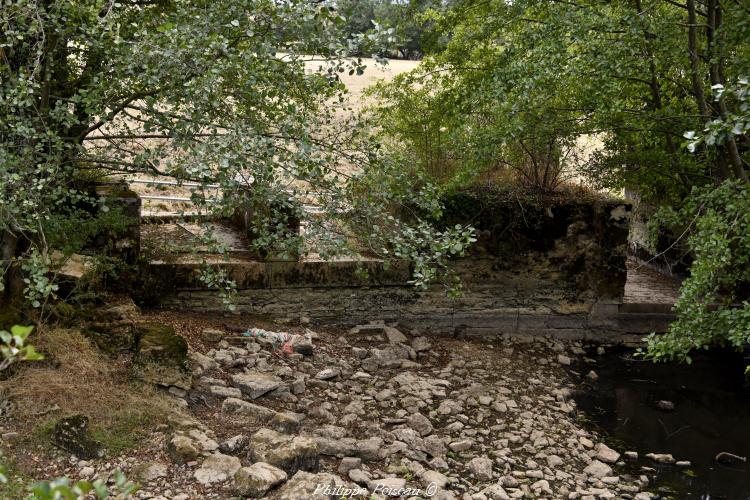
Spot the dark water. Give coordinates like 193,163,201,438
574,347,750,499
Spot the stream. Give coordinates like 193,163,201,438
574,346,750,499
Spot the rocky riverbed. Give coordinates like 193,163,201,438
25,314,657,499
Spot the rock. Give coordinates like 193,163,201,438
52,415,103,460
186,429,219,452
338,457,361,475
271,411,304,434
411,336,432,352
273,471,352,500
291,377,306,395
557,354,572,365
656,400,675,411
676,460,691,467
375,388,395,401
290,334,314,356
645,453,675,464
79,466,95,478
421,469,448,489
314,436,359,457
586,370,599,381
356,437,383,461
384,326,408,344
579,436,594,448
406,413,434,437
133,462,168,483
222,397,276,420
367,477,407,497
166,434,200,464
200,328,224,343
210,385,243,398
595,443,621,464
190,352,218,373
234,462,287,497
194,453,241,485
231,371,283,399
423,434,446,458
466,456,493,481
583,460,613,478
449,439,473,452
133,322,191,389
479,483,511,500
348,468,371,485
247,428,319,475
315,368,340,380
625,451,639,460
220,435,250,455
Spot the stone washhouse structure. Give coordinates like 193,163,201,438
120,187,676,343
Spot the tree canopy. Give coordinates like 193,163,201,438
1,0,474,309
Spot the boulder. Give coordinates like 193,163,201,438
132,462,168,483
166,434,200,465
583,459,613,478
273,470,354,500
234,462,287,497
194,453,241,485
595,443,621,464
466,456,493,481
231,371,283,399
247,428,319,475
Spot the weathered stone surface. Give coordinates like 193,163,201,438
367,477,406,497
132,323,191,389
222,398,276,420
52,415,103,460
406,413,433,437
166,434,200,465
645,452,676,464
132,462,168,483
194,453,241,485
247,428,319,475
200,328,224,343
273,471,353,500
466,456,493,481
231,371,283,399
234,462,287,498
595,443,621,464
220,435,249,455
583,459,613,478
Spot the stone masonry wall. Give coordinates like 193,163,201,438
152,197,652,339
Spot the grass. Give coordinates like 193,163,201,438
0,328,176,466
0,456,31,499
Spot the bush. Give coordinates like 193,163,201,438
641,180,750,370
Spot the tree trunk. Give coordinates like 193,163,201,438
706,2,749,182
0,230,24,309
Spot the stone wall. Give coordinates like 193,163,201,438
151,196,651,339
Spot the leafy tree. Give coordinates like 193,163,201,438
370,0,750,364
334,0,452,59
1,0,474,309
369,0,749,195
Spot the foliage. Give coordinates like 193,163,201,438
335,0,451,59
0,325,43,372
26,469,137,500
686,78,750,154
368,0,749,198
641,180,750,370
1,0,475,308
